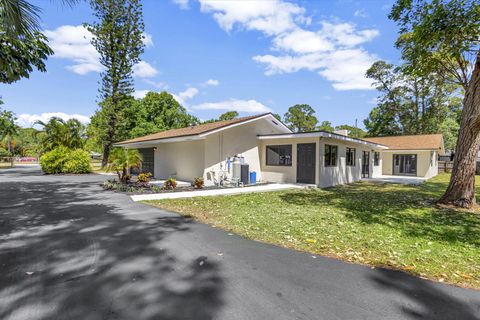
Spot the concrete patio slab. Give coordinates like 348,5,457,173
131,183,304,201
364,175,427,185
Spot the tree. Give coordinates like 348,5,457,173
364,60,461,145
120,91,199,138
316,121,334,133
86,0,145,167
0,0,78,83
107,148,142,183
0,107,19,165
35,117,86,152
335,125,367,138
390,0,480,208
284,104,318,132
218,111,239,121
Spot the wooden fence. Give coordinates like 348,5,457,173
438,161,454,173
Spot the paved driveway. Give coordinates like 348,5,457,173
0,166,479,320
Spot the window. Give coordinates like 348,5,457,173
346,147,356,166
324,144,338,166
374,152,380,166
266,145,292,166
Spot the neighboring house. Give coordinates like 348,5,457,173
115,113,445,187
365,134,445,179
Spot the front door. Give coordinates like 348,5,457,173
393,154,417,176
362,151,370,178
297,143,316,184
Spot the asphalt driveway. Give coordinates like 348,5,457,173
0,166,479,320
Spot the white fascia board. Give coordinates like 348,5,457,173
258,132,388,149
114,135,205,148
198,114,291,138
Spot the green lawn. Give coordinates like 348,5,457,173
145,174,480,289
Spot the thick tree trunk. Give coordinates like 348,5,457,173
439,53,480,208
101,143,111,168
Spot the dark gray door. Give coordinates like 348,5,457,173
138,148,155,174
297,143,316,184
362,151,370,178
393,154,417,176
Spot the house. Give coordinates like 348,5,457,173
365,134,445,179
115,113,445,187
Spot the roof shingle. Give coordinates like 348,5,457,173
115,113,270,145
364,134,444,150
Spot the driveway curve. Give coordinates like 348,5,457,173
0,166,479,320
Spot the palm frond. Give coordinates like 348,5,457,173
0,0,41,36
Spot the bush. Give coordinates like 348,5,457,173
40,146,70,174
63,149,91,173
193,177,204,189
40,147,91,174
163,177,177,190
137,172,152,183
0,147,10,157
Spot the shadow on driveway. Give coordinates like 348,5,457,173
0,178,224,320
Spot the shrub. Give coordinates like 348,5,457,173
40,146,70,174
62,149,91,174
163,177,177,190
137,172,152,183
40,147,91,174
151,185,162,193
193,177,204,189
0,147,10,157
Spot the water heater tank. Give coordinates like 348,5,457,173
232,158,242,180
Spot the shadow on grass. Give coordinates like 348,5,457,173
279,182,480,247
0,178,224,320
370,268,480,320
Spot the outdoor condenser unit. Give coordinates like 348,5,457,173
240,164,249,185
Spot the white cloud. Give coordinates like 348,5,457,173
197,1,380,90
133,61,158,78
16,112,91,128
172,0,189,9
133,90,152,99
204,79,219,86
143,79,168,89
142,32,154,47
354,9,368,18
192,99,271,113
173,87,199,105
199,0,305,36
45,25,157,78
44,25,102,75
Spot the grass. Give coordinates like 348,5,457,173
145,173,480,289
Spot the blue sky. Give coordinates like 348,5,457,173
1,0,400,129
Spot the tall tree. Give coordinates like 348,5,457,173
86,0,145,166
335,125,367,138
390,0,480,208
0,107,19,165
120,91,199,138
316,121,334,133
218,111,239,121
284,104,318,132
364,60,461,141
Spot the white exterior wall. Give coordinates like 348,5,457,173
260,137,383,187
202,119,285,186
380,150,438,178
153,140,205,181
260,137,320,185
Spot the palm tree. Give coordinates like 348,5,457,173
35,117,86,152
0,109,19,166
0,0,80,37
107,148,142,184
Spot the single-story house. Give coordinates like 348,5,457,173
365,134,445,179
115,113,445,187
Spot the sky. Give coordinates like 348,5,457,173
1,0,401,129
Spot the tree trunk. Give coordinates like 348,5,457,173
439,53,480,208
101,143,111,168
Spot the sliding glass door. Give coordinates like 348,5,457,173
393,154,417,176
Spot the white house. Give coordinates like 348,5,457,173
115,113,445,187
